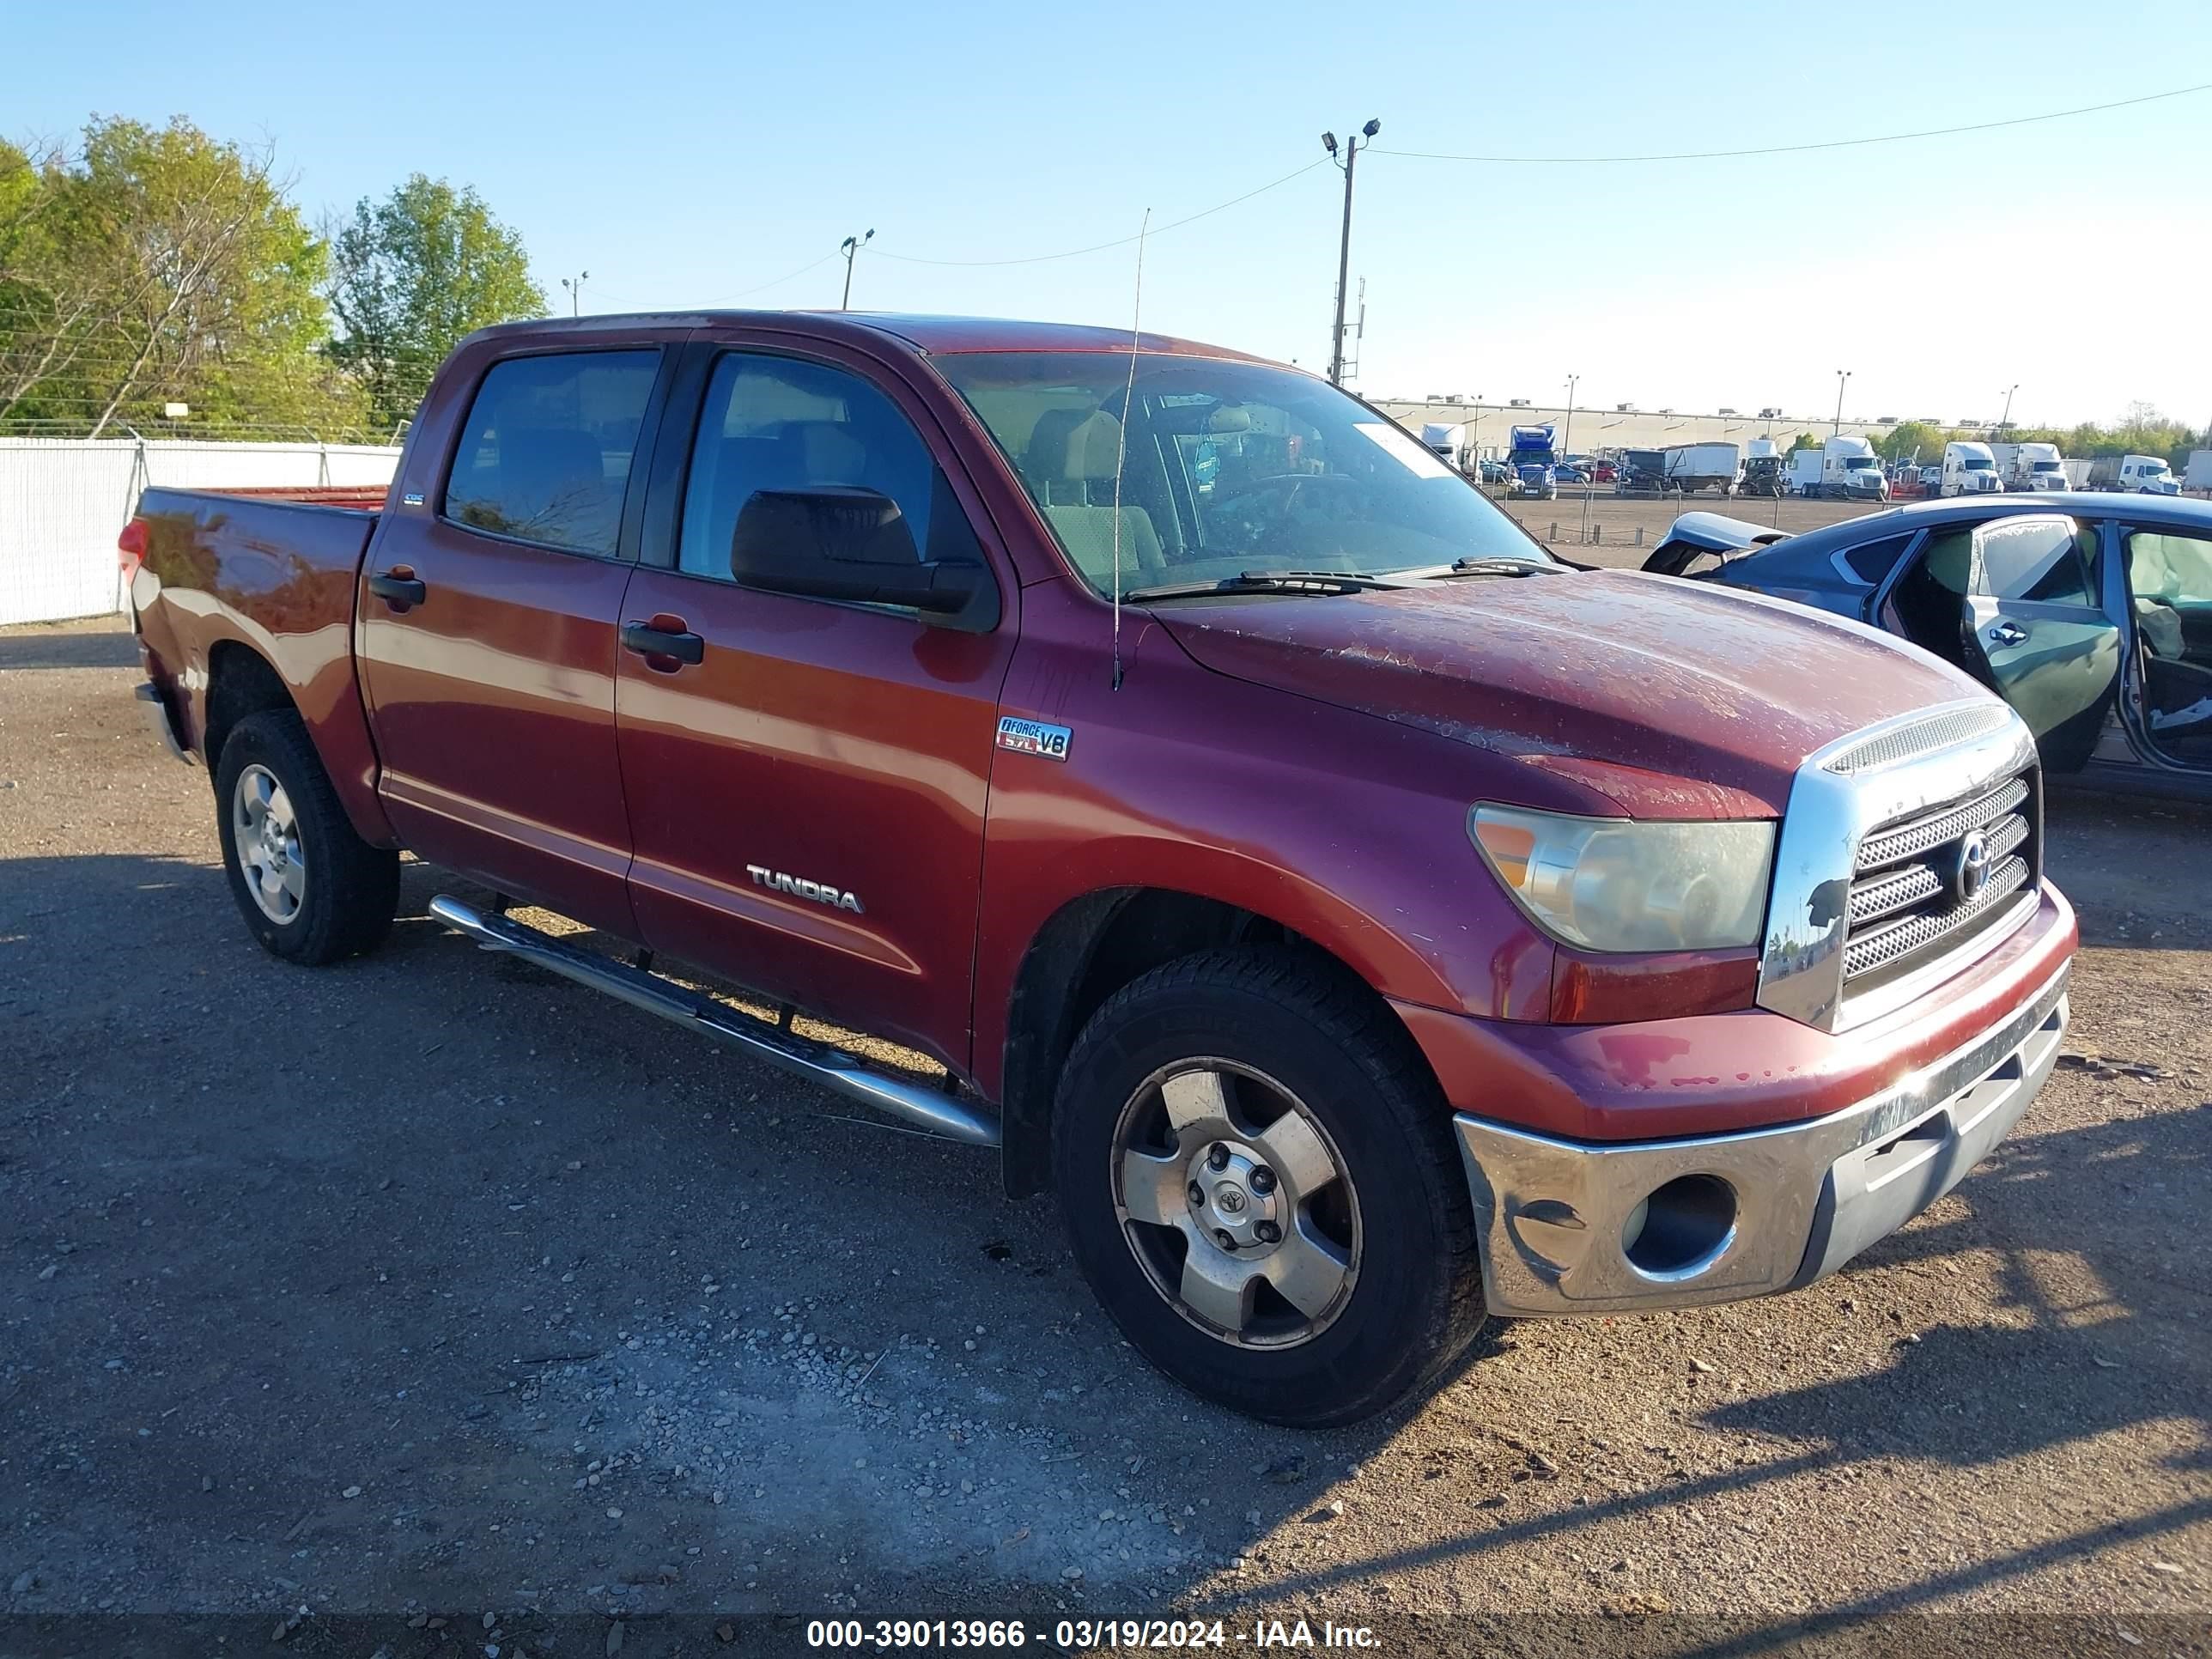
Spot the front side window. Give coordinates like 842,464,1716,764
444,350,660,556
2125,531,2212,606
1975,518,2096,605
677,353,939,586
933,351,1540,592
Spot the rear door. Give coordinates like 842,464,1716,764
613,335,1018,1064
1958,514,2121,773
357,338,678,933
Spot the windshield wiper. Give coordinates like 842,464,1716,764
1442,555,1570,577
1121,569,1407,602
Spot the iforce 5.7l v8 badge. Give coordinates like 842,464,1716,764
996,715,1073,762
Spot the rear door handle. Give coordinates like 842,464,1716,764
367,568,428,608
622,617,705,668
1986,622,2028,647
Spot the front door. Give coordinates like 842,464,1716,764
356,343,671,933
614,341,1016,1065
2118,523,2212,768
1955,514,2122,774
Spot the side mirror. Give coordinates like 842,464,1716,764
729,486,988,617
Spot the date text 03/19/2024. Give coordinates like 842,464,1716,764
804,1618,1382,1650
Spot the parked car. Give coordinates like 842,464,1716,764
122,309,2077,1426
1553,464,1589,484
1643,495,2212,798
1589,460,1616,483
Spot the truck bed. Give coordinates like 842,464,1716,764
130,483,392,845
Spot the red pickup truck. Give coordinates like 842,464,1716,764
125,311,2075,1426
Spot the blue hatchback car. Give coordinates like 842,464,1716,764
1644,494,2212,799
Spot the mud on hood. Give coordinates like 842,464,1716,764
1155,569,1983,818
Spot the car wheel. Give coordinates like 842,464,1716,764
1053,945,1486,1427
214,709,400,965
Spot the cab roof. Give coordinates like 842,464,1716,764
459,309,1276,363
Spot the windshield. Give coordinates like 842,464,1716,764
934,352,1545,591
2032,460,2060,471
1844,456,1876,469
1963,456,1993,469
2142,460,2172,476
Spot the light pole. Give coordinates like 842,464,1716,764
1322,118,1380,386
1562,374,1579,457
1999,383,2019,433
560,271,590,316
839,230,874,310
1832,369,1850,437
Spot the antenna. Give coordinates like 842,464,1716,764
1109,208,1151,692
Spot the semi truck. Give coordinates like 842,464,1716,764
1991,441,2069,493
1741,437,1788,498
119,306,2076,1428
2085,453,2182,495
1942,441,2004,496
1823,434,1889,501
1507,423,1559,499
1419,422,1470,473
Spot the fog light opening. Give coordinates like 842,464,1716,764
1621,1174,1738,1279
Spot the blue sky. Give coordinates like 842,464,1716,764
9,0,2209,426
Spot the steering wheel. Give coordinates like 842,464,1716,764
1209,472,1361,548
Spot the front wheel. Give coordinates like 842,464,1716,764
1053,946,1485,1427
214,709,400,964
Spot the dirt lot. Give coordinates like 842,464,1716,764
3,615,2209,1656
1491,489,1892,570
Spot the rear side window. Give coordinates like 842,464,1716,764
1842,533,1914,584
677,352,939,586
444,350,661,556
1975,517,2096,605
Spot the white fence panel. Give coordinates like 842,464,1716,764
0,439,401,627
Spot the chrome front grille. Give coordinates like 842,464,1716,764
1841,769,2039,994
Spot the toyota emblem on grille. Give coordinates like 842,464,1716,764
1953,830,1992,904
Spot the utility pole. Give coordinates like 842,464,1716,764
560,271,590,316
1832,369,1850,437
840,230,874,310
1999,383,2019,433
1562,374,1579,456
1322,119,1380,386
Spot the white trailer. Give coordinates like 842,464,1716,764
1419,422,1469,472
1789,447,1826,495
1663,441,1743,495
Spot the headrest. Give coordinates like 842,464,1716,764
1025,407,1124,484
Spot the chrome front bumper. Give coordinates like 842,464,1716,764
1453,964,2069,1316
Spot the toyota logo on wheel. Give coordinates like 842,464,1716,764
1953,830,1992,905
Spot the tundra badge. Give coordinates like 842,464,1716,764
996,715,1073,762
746,865,864,915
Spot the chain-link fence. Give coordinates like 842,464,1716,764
0,438,400,626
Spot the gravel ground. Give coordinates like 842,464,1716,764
2,615,2208,1656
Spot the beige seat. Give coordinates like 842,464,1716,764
1022,408,1165,588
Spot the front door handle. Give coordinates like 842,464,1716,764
1986,621,2028,647
622,617,705,670
368,567,427,608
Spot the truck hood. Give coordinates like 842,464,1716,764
1154,570,1980,819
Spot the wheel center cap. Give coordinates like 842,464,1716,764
1185,1139,1280,1254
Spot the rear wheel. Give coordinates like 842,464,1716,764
214,709,399,964
1053,946,1485,1426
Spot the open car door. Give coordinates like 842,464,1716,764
1959,514,2122,773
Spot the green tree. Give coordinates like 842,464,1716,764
0,117,366,436
1877,421,1945,465
326,175,544,433
1787,431,1820,453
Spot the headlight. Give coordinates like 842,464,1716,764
1468,805,1776,952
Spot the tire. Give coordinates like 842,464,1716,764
1052,945,1486,1427
214,708,399,965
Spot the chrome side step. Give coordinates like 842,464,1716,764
427,895,1000,1147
